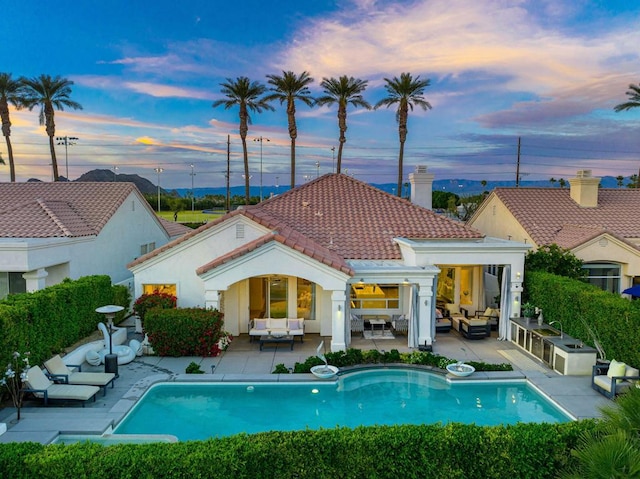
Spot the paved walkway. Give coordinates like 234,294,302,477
0,329,610,444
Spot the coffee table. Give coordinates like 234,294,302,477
369,319,386,336
259,334,294,351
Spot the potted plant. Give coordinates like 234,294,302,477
521,302,536,319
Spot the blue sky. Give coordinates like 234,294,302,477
1,0,639,189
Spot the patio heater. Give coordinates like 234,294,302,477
95,305,124,376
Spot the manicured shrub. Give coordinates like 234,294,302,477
0,421,597,479
185,361,204,374
132,291,176,322
145,307,231,357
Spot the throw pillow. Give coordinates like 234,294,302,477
255,319,267,331
483,307,495,317
288,319,299,330
608,360,627,383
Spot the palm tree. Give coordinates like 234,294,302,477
316,76,371,173
0,73,26,182
264,71,315,189
614,83,640,112
21,74,82,181
374,73,431,196
213,77,273,204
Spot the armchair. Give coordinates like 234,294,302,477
592,360,640,399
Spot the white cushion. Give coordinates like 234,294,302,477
445,303,460,315
269,318,287,329
608,359,627,384
254,319,267,330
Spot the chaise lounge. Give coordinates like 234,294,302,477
23,366,101,406
44,355,116,396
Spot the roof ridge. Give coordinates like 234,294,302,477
36,198,74,237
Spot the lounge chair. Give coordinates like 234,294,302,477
350,313,364,337
44,355,116,395
591,360,640,399
22,366,100,406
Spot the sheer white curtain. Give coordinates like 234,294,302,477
498,265,512,341
408,285,419,348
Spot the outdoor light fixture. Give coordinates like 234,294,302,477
516,272,522,280
338,305,342,312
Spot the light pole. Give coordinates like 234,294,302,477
112,166,118,182
253,136,270,201
315,161,320,178
154,167,164,212
56,136,78,180
331,146,335,173
189,164,196,212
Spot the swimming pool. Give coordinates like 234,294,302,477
113,369,572,441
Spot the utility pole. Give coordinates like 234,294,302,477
331,146,335,173
226,135,231,213
154,167,163,212
515,136,521,187
56,136,78,180
253,136,270,202
189,164,196,212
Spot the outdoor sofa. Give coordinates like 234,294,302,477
591,359,640,399
249,317,305,342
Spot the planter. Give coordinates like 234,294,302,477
310,365,339,379
446,363,475,377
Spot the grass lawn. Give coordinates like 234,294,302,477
156,210,224,223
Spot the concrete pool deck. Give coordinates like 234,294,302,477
0,330,610,444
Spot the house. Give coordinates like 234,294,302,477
129,168,530,351
468,169,640,294
0,182,190,298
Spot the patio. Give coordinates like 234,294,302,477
0,328,610,444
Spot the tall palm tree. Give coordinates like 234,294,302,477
264,71,315,189
213,77,273,204
21,74,82,181
614,83,640,112
0,73,26,182
614,83,640,188
374,73,431,197
316,76,371,173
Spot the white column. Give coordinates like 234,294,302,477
330,290,347,352
22,268,48,292
417,282,435,347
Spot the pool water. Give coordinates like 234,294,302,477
113,369,572,441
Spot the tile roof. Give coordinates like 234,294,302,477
257,173,483,260
0,182,165,238
129,174,483,272
492,187,640,248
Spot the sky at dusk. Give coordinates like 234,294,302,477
1,0,639,190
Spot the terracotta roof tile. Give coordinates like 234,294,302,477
0,182,172,239
494,187,640,247
131,174,483,273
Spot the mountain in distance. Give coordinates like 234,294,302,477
74,169,166,195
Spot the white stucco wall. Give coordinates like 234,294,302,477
468,196,535,246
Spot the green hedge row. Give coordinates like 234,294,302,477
0,275,130,369
145,307,226,357
0,421,595,479
526,271,640,367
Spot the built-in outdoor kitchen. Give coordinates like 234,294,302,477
510,318,597,375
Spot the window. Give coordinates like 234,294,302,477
297,278,316,320
0,272,27,300
350,284,399,310
142,284,176,296
582,263,620,294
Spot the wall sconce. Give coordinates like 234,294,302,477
403,278,409,284
516,272,521,280
359,278,364,283
424,299,429,306
338,305,342,312
514,295,520,304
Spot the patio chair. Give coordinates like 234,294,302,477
44,355,116,396
591,360,640,399
392,315,409,335
350,313,364,337
22,366,101,406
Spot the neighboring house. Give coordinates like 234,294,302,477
0,182,190,298
468,169,640,294
129,169,530,351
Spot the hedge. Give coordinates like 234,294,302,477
0,275,130,370
0,421,595,479
525,271,640,367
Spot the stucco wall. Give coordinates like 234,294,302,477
469,197,535,246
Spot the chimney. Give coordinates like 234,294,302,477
569,170,600,208
409,165,434,209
